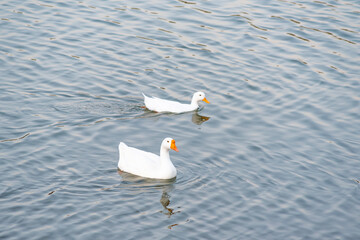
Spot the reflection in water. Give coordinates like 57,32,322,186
191,112,210,125
160,191,174,217
117,170,178,217
139,108,210,125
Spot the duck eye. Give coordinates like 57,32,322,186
167,141,169,143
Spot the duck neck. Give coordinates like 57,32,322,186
190,97,199,109
160,147,171,162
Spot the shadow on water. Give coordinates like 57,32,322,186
117,170,179,217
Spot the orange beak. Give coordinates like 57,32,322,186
170,139,179,152
202,97,210,104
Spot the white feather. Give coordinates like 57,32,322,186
118,138,178,179
142,91,209,113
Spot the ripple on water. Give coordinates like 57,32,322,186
1,0,360,239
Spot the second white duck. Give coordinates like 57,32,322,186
142,91,210,113
118,138,179,179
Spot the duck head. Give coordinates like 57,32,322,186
162,138,179,152
192,92,210,105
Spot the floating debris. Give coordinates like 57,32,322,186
168,223,178,229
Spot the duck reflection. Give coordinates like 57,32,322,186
138,108,210,125
160,191,174,216
117,170,178,217
191,112,210,125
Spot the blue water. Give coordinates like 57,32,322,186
1,0,359,239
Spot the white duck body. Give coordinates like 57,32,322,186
143,91,209,113
118,138,178,179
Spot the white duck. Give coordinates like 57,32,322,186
118,138,179,179
142,91,210,113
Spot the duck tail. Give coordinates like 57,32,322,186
118,142,127,169
142,93,149,108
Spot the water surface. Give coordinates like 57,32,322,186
1,0,359,239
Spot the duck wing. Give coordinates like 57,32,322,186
142,93,193,113
118,142,160,177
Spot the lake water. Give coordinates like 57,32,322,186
1,0,359,239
